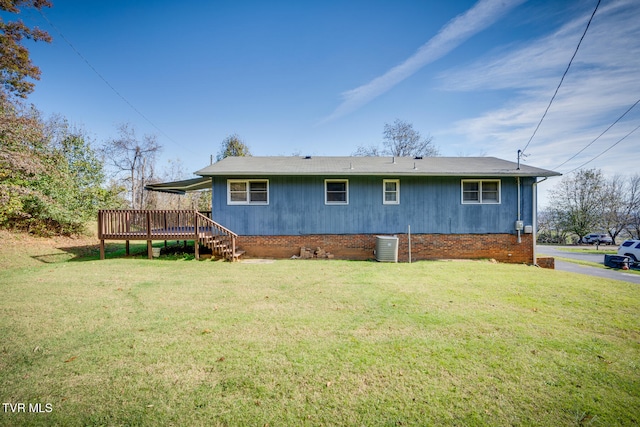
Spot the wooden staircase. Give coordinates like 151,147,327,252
195,212,244,261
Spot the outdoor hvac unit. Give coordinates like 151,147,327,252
375,236,399,263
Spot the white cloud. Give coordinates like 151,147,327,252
442,0,640,178
319,0,527,124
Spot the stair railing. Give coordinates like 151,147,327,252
195,211,238,261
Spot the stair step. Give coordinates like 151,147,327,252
195,212,241,261
198,234,241,260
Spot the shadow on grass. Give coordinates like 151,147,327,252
31,240,212,264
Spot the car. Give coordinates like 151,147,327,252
582,233,613,245
617,239,640,263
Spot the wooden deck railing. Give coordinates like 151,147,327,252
98,210,239,261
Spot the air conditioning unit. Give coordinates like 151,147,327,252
375,236,398,262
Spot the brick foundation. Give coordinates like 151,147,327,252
536,257,555,269
237,233,534,264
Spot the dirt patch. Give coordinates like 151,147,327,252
240,258,276,264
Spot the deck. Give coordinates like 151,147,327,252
98,210,241,261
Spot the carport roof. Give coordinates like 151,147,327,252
144,177,211,194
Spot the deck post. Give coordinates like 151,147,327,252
126,241,130,256
194,211,200,260
232,236,236,262
146,212,152,259
98,210,105,260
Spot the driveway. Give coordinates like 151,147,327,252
537,245,640,284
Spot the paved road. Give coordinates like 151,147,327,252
537,245,640,284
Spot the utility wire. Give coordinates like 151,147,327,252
37,10,193,153
554,97,640,169
563,122,640,175
520,0,601,155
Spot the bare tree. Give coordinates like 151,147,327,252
353,119,438,157
101,123,161,209
353,145,383,156
548,169,606,244
537,207,570,244
148,158,210,211
602,174,640,244
628,211,640,240
625,175,640,239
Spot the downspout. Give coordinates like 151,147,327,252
517,176,521,244
532,177,549,266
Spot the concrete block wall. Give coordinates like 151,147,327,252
237,233,533,264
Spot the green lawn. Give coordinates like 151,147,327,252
556,247,618,255
1,244,639,426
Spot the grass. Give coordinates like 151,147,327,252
0,236,639,426
556,247,618,255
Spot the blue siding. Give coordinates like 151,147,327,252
211,176,535,235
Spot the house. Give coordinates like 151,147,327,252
145,156,560,264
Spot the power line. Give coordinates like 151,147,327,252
520,0,601,155
554,97,640,170
564,122,640,175
37,10,193,153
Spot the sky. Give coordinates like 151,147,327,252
10,0,640,207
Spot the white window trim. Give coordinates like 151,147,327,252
383,179,400,205
227,179,269,205
325,179,349,205
461,179,501,204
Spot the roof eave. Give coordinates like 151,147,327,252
198,171,561,178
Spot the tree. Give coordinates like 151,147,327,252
147,158,211,211
217,134,251,161
548,169,606,243
625,175,640,239
628,210,640,240
537,207,570,244
353,119,439,157
601,174,640,244
0,97,120,235
0,0,52,98
101,123,161,209
46,116,124,221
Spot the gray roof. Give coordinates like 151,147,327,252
195,156,561,178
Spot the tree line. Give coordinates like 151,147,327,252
0,97,121,235
539,169,640,245
0,99,247,235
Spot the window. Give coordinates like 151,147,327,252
383,179,399,204
461,180,501,204
227,180,269,205
325,179,348,204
